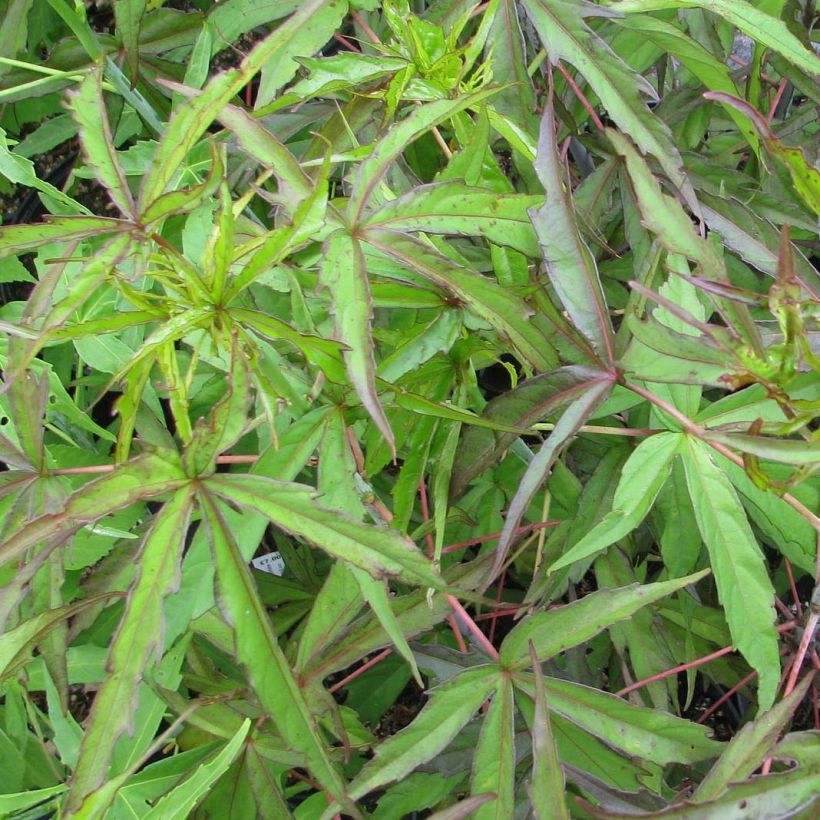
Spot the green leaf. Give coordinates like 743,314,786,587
680,437,780,711
548,431,681,573
66,487,194,811
139,0,339,209
205,473,444,588
198,488,351,809
0,596,116,682
530,89,613,364
348,87,502,224
364,181,542,257
321,230,394,455
499,569,709,666
693,673,815,803
114,0,148,86
611,14,758,152
704,432,820,466
520,0,698,212
338,667,500,809
471,676,515,820
66,65,136,219
0,451,186,571
364,229,557,372
609,0,820,78
142,720,251,820
528,643,570,820
254,0,348,108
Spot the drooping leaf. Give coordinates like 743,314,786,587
66,65,137,219
530,85,613,364
490,374,614,586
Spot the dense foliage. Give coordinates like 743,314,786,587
0,0,818,817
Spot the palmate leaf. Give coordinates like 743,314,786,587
680,437,780,711
321,230,394,455
530,86,614,365
520,0,698,213
65,486,194,813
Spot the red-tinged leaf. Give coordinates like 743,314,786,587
5,369,48,470
693,673,815,803
488,374,614,587
364,229,557,372
703,432,820,466
451,366,611,498
204,473,443,588
530,86,613,365
0,216,131,259
0,594,120,682
321,230,394,456
140,0,339,210
471,676,516,820
520,0,699,213
113,0,148,86
426,795,498,820
0,451,186,571
528,643,570,820
65,487,194,812
680,437,780,710
328,667,500,813
500,569,710,667
66,66,136,219
197,488,351,810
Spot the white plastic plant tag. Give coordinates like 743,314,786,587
251,551,285,576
